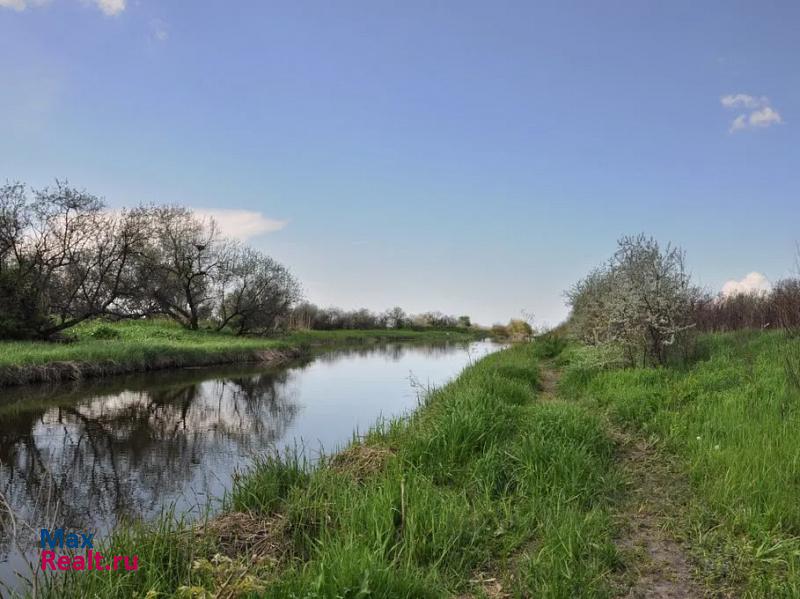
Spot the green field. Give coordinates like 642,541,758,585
32,330,800,597
0,319,483,387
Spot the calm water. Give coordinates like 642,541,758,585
0,339,501,594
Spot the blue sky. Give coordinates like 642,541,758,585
1,1,798,325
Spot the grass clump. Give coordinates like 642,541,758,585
230,450,310,514
47,341,621,598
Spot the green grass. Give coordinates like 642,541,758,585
0,319,482,386
560,331,800,597
43,342,621,598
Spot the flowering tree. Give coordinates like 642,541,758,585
567,235,698,365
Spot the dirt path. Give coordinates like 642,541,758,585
614,431,703,598
457,363,704,599
538,366,561,397
542,363,704,599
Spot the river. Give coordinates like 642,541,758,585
0,339,501,595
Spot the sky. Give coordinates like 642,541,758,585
1,1,798,326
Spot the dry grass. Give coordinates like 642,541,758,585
328,444,397,483
196,511,292,567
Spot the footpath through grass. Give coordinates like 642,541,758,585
0,319,481,387
560,330,800,597
44,341,621,598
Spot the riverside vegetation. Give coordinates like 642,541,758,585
0,319,483,387
36,328,800,598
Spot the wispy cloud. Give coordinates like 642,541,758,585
150,18,168,42
0,0,27,10
0,0,49,11
193,209,288,241
720,94,767,110
1,0,125,14
93,0,124,16
721,93,783,133
721,272,771,297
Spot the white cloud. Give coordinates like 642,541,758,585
193,209,287,241
729,106,783,132
748,106,782,127
0,0,27,10
721,93,783,133
720,94,768,109
1,0,124,13
721,272,772,297
728,114,747,132
0,0,49,11
92,0,124,16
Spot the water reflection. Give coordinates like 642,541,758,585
311,340,463,364
0,339,500,593
0,368,299,559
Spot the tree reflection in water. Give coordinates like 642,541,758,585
0,367,299,563
313,341,467,365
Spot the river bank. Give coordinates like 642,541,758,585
39,339,620,598
0,319,484,388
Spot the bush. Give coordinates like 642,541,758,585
507,319,533,339
490,324,508,337
534,332,568,358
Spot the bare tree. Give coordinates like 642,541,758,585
133,206,224,329
384,306,407,329
0,182,148,338
213,245,302,335
288,302,320,330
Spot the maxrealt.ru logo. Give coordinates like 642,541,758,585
40,529,138,572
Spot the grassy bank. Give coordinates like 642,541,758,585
0,319,483,387
43,342,621,598
560,331,800,596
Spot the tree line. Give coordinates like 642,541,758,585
0,181,477,340
565,234,800,366
287,304,471,331
691,278,800,332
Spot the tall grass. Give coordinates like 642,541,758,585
560,330,800,596
45,342,621,598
